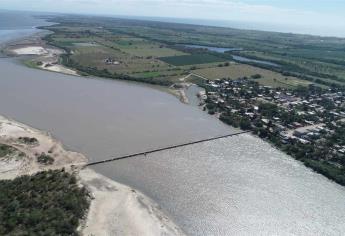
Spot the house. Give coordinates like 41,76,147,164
104,58,120,65
294,130,308,138
298,138,310,144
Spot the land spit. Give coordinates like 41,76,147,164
4,35,79,76
0,115,184,236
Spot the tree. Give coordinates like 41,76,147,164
251,74,262,79
240,118,251,130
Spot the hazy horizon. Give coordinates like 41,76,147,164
1,0,345,37
0,8,344,39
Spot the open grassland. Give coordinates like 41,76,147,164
70,44,169,74
40,16,345,89
59,16,343,86
192,64,312,88
256,76,312,88
159,54,226,66
43,24,189,85
110,36,187,57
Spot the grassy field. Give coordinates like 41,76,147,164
70,44,168,74
192,64,312,88
159,54,226,66
60,16,343,86
43,24,189,84
111,36,187,57
39,15,345,88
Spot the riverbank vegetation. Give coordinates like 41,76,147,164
0,143,25,159
0,144,16,158
37,152,54,165
0,170,89,235
18,136,39,145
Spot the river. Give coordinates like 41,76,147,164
1,11,345,236
0,10,51,48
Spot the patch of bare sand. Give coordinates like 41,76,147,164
0,115,87,179
12,46,48,55
41,63,79,76
169,83,192,104
8,44,79,76
79,168,185,236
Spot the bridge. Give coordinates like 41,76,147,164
86,130,250,166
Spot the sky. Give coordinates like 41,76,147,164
1,0,345,36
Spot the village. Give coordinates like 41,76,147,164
201,77,345,184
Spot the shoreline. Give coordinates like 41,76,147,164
0,115,184,235
80,168,184,235
0,29,188,235
4,42,192,103
3,31,80,77
2,33,194,104
8,44,79,76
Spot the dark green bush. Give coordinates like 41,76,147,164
37,153,55,165
0,170,89,235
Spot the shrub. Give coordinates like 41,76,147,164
18,137,39,145
37,153,54,165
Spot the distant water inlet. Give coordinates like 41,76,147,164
182,44,243,53
0,11,51,46
232,55,281,67
182,44,281,67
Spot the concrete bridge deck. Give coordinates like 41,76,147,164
86,130,250,166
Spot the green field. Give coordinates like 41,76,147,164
39,15,345,88
159,54,226,66
111,37,187,57
42,25,190,85
192,64,312,88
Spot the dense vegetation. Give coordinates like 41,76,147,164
0,170,89,235
37,152,54,165
0,144,15,158
18,137,39,145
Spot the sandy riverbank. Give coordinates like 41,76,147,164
0,115,87,179
12,46,49,55
80,168,184,236
0,115,184,236
6,42,79,76
169,82,194,104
